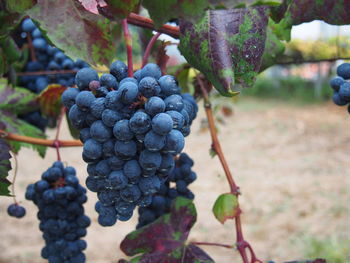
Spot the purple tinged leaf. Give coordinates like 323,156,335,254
179,7,269,97
274,0,350,26
97,0,140,20
120,197,214,263
27,0,119,66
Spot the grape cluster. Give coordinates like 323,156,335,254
137,152,196,228
62,61,198,226
17,18,89,130
7,203,26,218
25,161,90,263
330,62,350,113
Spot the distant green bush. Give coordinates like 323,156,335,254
242,75,333,103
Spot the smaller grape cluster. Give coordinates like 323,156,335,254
25,161,90,263
19,18,90,93
137,153,196,228
7,203,26,218
62,61,198,227
330,62,350,113
17,18,89,131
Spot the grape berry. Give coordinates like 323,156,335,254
62,61,198,227
7,203,26,218
25,161,90,263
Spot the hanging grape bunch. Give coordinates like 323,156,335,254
62,61,198,226
16,18,90,131
137,152,197,228
330,62,350,112
25,161,90,263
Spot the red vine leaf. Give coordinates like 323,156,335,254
120,197,214,263
156,41,170,75
38,84,66,118
179,7,269,97
212,193,239,224
0,139,12,196
27,0,119,66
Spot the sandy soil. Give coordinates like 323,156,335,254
0,98,349,263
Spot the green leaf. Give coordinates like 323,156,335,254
97,0,140,20
27,0,120,66
120,197,214,263
4,0,37,13
260,18,286,71
0,138,12,196
0,85,38,115
179,7,269,97
0,85,46,157
212,193,239,224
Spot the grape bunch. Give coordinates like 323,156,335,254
62,61,198,226
330,62,350,112
16,18,89,131
7,203,26,218
25,161,90,263
137,152,196,228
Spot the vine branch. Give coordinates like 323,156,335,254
195,73,262,263
16,69,78,76
54,107,66,161
127,13,180,39
26,34,37,61
122,19,134,77
10,151,18,204
0,130,82,147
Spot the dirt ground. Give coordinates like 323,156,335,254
1,98,349,263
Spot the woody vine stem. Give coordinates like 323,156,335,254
195,73,262,263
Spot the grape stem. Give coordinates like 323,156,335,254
54,107,66,161
10,151,18,203
16,69,78,76
190,241,233,249
26,34,37,61
122,19,134,77
0,129,82,147
142,32,161,67
195,73,262,263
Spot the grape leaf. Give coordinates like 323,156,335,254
0,85,46,157
212,193,240,224
38,84,67,118
97,0,140,20
143,0,282,28
273,0,350,26
0,138,12,196
120,197,214,263
179,7,269,97
27,0,119,66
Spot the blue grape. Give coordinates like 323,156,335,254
140,63,162,79
158,75,180,96
100,74,118,90
144,130,166,151
75,68,99,90
163,130,185,154
332,92,347,106
152,113,173,135
101,109,123,127
113,119,134,141
164,94,184,112
90,120,112,143
83,139,102,160
90,97,105,118
330,77,344,92
337,63,350,79
145,96,165,116
339,82,350,102
129,111,151,134
22,18,36,32
7,204,26,218
139,77,161,98
110,61,128,82
75,91,95,111
114,140,137,159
